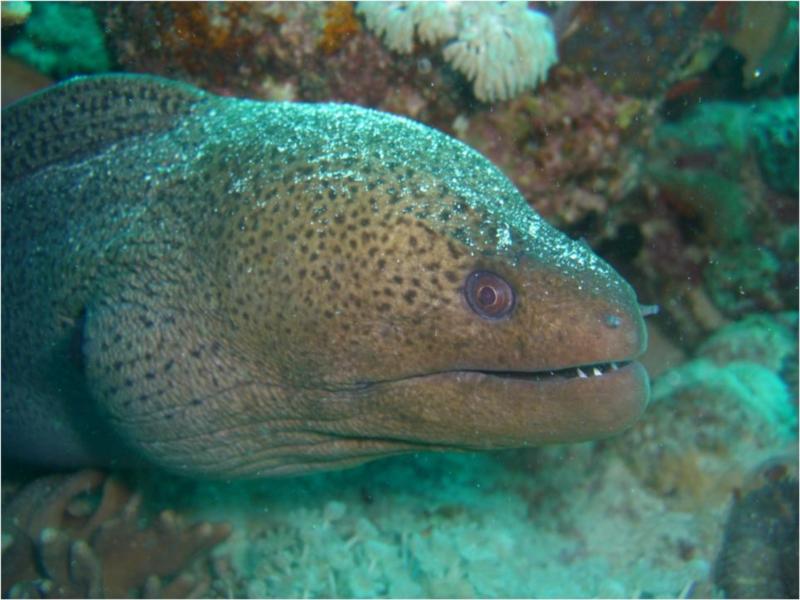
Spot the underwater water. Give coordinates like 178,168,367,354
1,2,798,598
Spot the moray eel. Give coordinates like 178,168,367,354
2,75,649,478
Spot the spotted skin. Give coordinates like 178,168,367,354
2,75,649,478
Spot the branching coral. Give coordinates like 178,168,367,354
357,1,557,102
2,470,230,598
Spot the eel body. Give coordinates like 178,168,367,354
2,75,649,478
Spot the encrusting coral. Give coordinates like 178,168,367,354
2,470,231,599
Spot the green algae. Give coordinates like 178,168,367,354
8,2,111,78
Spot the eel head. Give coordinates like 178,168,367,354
209,104,650,476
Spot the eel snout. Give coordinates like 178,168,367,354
326,263,650,454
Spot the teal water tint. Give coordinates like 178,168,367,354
1,2,798,599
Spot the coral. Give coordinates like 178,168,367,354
698,313,797,374
556,2,716,97
99,2,287,91
2,470,230,598
102,2,468,126
751,96,799,195
647,101,753,243
441,2,556,103
357,1,557,102
704,245,784,315
707,2,799,89
356,1,470,53
638,97,799,338
457,71,648,227
616,350,796,508
1,1,30,26
714,457,799,598
7,2,110,77
319,2,360,55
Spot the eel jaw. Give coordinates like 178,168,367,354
344,358,650,450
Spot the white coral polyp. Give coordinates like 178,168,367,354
444,2,556,102
358,2,417,53
357,1,557,103
411,2,459,46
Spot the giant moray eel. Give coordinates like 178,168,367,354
2,75,649,478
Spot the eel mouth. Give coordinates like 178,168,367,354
461,360,634,383
351,359,642,389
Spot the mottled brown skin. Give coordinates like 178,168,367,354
2,75,649,478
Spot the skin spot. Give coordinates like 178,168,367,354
403,290,417,304
447,241,463,260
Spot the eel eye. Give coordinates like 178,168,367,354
464,270,515,320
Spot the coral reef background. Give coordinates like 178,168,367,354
2,2,798,597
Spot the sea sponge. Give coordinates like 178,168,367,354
357,1,557,102
618,357,796,507
697,312,796,373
